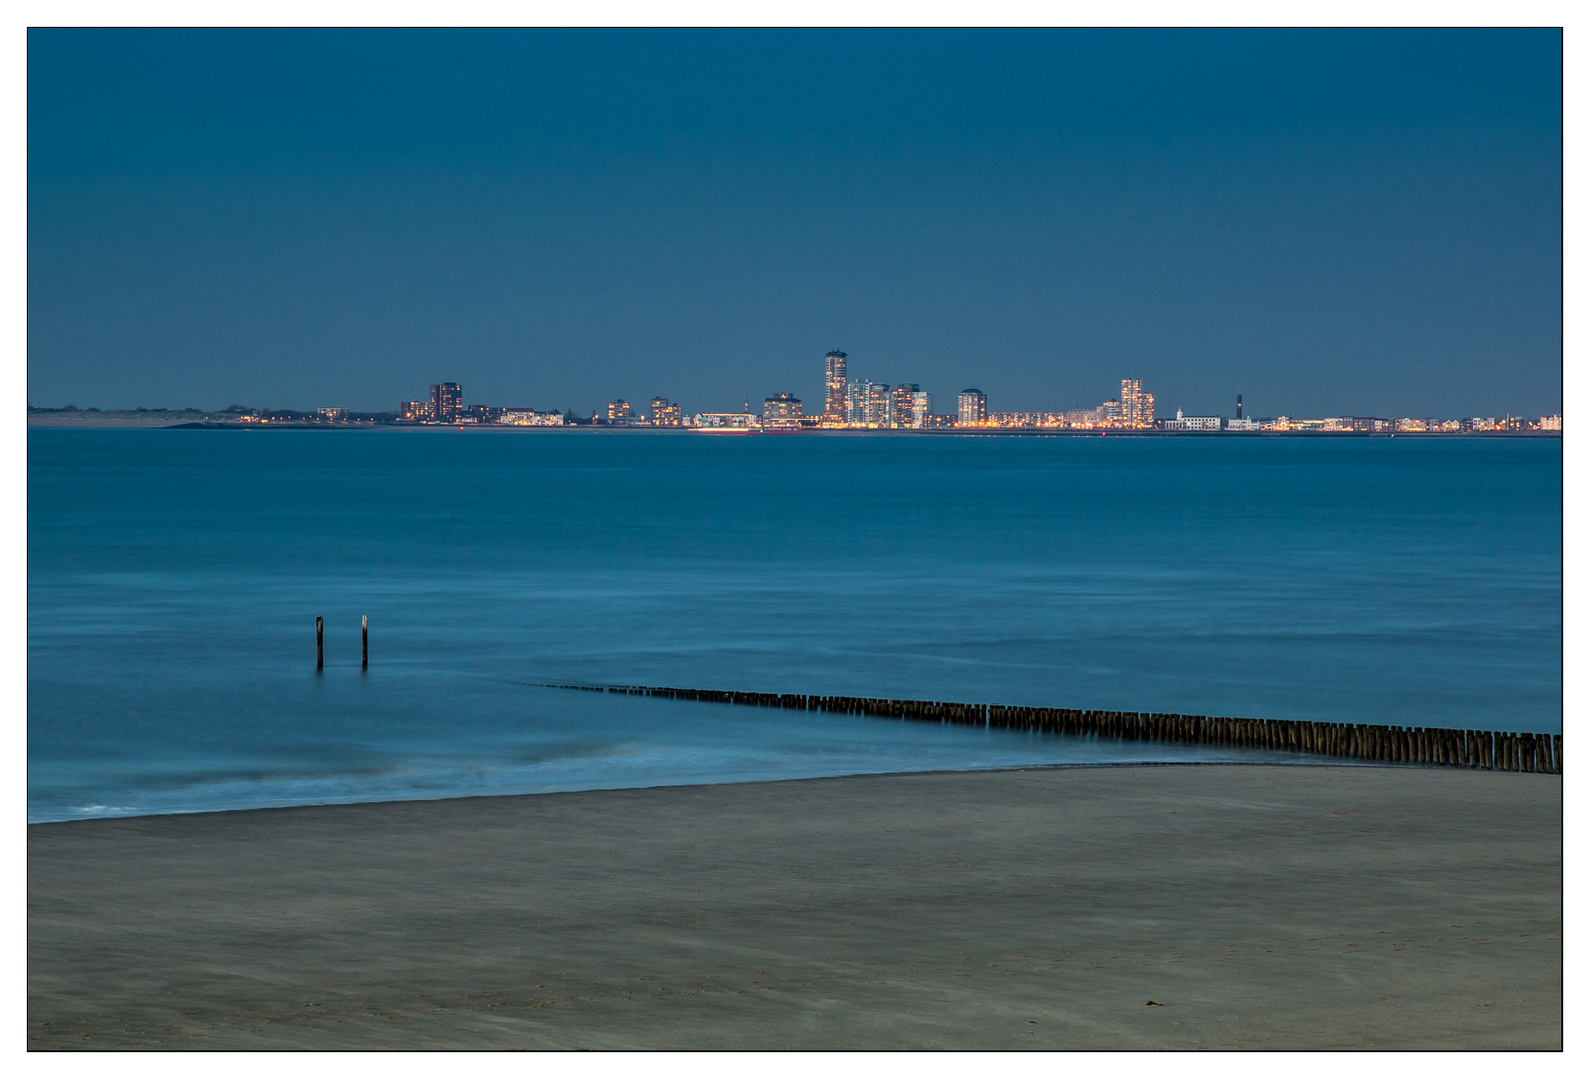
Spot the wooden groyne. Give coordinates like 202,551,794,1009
541,683,1562,775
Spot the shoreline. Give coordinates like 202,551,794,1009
28,421,1562,439
26,415,1562,437
28,757,1401,826
30,764,1561,1049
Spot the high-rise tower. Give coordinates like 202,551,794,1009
1120,378,1154,427
891,384,920,429
824,350,848,423
1236,394,1244,420
957,389,987,425
430,382,462,423
847,378,890,426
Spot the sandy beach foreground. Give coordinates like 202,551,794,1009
28,764,1560,1050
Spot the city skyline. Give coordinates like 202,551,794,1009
27,30,1562,418
29,349,1560,434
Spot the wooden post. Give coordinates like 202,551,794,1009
362,615,368,669
316,616,323,670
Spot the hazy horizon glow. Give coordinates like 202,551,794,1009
27,29,1562,417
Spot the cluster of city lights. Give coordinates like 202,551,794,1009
388,354,1561,435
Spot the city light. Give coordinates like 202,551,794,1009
358,357,1563,435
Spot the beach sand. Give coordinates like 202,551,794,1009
28,764,1561,1050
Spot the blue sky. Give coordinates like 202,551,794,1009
27,28,1561,417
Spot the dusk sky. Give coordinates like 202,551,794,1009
28,28,1562,418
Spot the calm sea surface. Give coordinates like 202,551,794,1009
27,429,1561,822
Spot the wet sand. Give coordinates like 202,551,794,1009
28,764,1561,1049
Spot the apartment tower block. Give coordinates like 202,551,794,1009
824,350,848,423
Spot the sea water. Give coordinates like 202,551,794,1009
27,428,1561,821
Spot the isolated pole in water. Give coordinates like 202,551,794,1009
362,615,368,669
316,616,324,670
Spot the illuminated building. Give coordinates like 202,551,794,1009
991,412,1069,428
1541,414,1563,430
1236,394,1244,420
824,350,848,423
844,379,868,425
650,397,684,426
910,390,932,428
763,392,803,421
844,381,865,424
957,389,987,425
869,382,892,427
692,412,759,429
400,400,432,421
607,399,634,423
890,384,920,429
846,379,892,427
500,409,565,426
430,383,462,423
468,405,504,423
316,407,348,422
1100,399,1122,423
1160,408,1221,431
1120,379,1153,427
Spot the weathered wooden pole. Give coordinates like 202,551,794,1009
316,616,324,670
362,615,369,669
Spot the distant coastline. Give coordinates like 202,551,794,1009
25,409,1564,437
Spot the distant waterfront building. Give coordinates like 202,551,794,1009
923,414,958,429
692,412,759,429
910,389,932,429
763,392,803,421
316,407,348,422
844,380,866,424
1224,417,1257,431
467,405,504,424
400,400,433,422
846,379,892,427
607,399,634,424
1541,414,1563,431
957,389,987,425
649,397,684,426
824,350,848,423
991,412,1067,428
499,409,565,426
1120,379,1153,427
1161,408,1221,431
430,383,463,423
868,382,892,427
890,384,921,429
1235,394,1244,420
1101,399,1123,423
